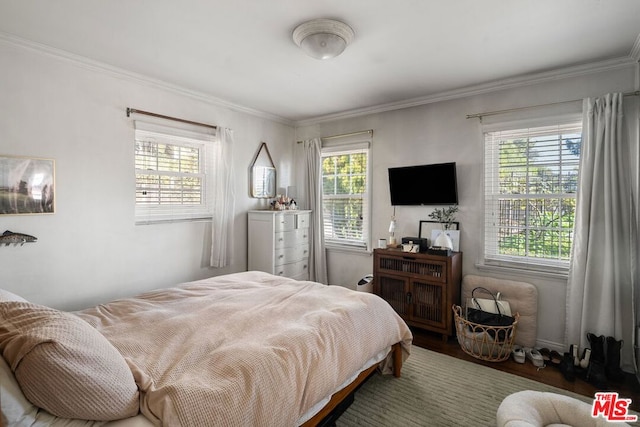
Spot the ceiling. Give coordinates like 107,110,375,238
1,1,639,124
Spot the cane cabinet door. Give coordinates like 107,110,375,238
373,248,462,340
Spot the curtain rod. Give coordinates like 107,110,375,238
297,129,373,144
466,91,640,120
126,108,217,130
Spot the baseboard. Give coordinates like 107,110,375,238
535,338,565,353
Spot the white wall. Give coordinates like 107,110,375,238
296,64,639,350
2,38,638,351
0,41,294,310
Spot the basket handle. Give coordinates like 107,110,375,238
471,286,504,316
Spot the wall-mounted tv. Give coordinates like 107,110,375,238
388,162,458,206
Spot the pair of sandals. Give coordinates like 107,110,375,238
539,347,563,367
512,346,560,368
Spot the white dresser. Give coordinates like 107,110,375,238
248,210,311,280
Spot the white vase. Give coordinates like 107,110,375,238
434,230,453,250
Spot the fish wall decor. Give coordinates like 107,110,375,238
0,230,37,246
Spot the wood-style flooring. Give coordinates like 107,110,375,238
411,327,640,412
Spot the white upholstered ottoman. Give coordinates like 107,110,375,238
496,390,631,426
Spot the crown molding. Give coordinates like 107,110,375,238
0,31,294,127
2,30,637,130
294,56,638,127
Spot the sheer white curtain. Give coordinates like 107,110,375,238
565,93,638,372
210,127,236,268
296,138,328,284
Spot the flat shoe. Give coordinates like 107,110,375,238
512,345,525,363
538,348,562,367
526,348,545,368
548,350,563,366
539,347,552,364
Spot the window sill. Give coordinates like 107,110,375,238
475,262,569,280
325,244,372,256
135,217,212,225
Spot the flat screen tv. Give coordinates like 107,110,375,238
388,162,458,205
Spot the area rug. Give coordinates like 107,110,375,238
337,346,639,427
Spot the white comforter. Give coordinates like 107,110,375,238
76,271,412,426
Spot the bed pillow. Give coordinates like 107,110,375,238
0,301,139,421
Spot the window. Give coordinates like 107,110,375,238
321,141,370,250
134,122,213,223
484,120,582,271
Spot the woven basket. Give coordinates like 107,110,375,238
452,304,519,362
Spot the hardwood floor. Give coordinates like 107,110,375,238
411,327,640,412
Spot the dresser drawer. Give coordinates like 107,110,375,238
274,244,309,266
289,268,310,281
274,214,295,232
274,260,309,279
376,255,448,283
295,212,310,229
274,229,309,249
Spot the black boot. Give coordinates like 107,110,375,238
586,333,607,389
587,333,606,364
559,352,575,381
586,360,608,389
605,336,626,383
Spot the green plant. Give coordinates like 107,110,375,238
428,205,458,230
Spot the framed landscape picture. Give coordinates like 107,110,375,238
0,155,55,215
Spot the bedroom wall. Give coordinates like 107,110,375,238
295,64,639,350
0,40,295,310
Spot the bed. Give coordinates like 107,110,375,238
0,271,412,426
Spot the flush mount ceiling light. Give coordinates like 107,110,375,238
293,18,354,60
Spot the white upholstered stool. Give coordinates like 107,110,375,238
496,390,631,427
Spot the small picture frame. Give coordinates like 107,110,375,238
1,155,55,215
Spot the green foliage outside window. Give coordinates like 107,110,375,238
494,131,581,261
322,152,367,243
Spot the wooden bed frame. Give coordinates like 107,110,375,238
301,342,403,426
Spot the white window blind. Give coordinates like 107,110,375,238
321,140,371,250
134,121,214,223
484,120,582,271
